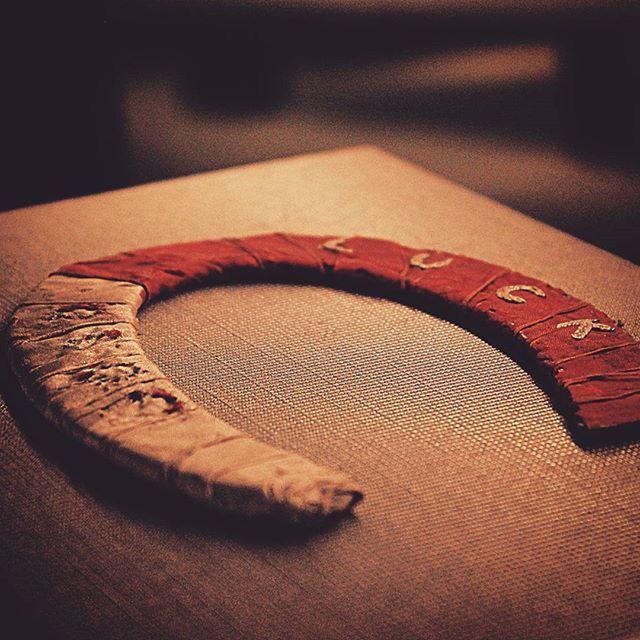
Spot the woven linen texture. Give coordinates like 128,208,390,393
137,283,640,640
1,148,639,639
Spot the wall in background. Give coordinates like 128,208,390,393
2,1,639,262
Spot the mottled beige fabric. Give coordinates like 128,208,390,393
1,147,639,639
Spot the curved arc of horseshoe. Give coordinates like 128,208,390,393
8,233,640,521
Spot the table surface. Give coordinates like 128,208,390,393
1,146,639,640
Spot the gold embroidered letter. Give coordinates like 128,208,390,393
496,284,546,304
319,237,353,254
556,319,615,340
409,253,453,270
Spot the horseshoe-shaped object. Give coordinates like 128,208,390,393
8,234,640,522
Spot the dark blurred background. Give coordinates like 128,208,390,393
2,1,639,262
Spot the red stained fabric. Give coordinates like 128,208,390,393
56,233,640,432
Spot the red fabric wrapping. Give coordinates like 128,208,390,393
56,233,640,432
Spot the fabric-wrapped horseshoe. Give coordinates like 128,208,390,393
8,234,640,522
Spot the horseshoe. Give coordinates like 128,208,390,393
8,234,640,522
